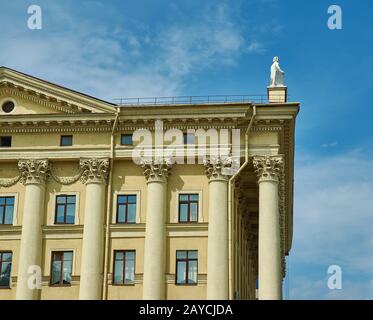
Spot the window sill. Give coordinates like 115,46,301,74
0,286,11,290
111,283,135,287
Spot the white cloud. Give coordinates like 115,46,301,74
289,150,373,299
247,41,266,54
321,141,338,148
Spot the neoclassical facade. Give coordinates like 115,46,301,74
0,66,299,300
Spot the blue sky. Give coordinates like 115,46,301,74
1,0,373,299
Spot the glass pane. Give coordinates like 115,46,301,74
0,261,11,287
125,251,135,261
6,197,14,205
115,251,124,260
127,195,136,203
62,259,72,285
121,135,133,145
2,253,12,261
0,198,5,205
127,204,136,223
125,259,135,284
51,261,61,285
177,261,187,284
179,204,188,222
117,205,125,223
188,251,198,259
67,196,76,204
56,205,65,223
63,252,73,262
188,260,198,284
114,260,123,284
0,209,3,225
66,204,75,224
179,195,188,202
176,251,187,259
117,195,127,204
4,205,13,224
56,196,66,204
190,203,198,222
190,194,199,201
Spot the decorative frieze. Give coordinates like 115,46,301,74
79,158,110,185
140,157,172,183
18,159,50,185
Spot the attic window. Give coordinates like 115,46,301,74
1,101,15,113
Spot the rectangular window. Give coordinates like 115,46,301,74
55,195,76,224
0,252,12,288
60,135,73,147
176,250,198,285
0,136,12,148
50,251,73,286
113,250,135,285
178,194,199,223
121,134,133,146
0,196,14,225
183,132,195,145
116,195,137,223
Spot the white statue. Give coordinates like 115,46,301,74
270,56,285,87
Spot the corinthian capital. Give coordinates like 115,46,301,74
203,156,232,181
253,155,283,183
18,159,50,185
141,157,172,183
80,158,110,185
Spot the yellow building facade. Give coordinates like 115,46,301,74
0,66,299,300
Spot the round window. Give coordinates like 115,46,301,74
1,101,15,113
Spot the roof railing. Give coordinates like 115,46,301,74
114,94,269,106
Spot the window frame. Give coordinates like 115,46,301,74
183,132,195,145
49,251,74,287
112,250,136,286
60,135,73,147
175,250,198,285
113,191,140,224
120,134,133,146
116,194,137,224
0,251,12,289
178,193,199,223
54,194,77,225
0,136,12,148
0,196,15,226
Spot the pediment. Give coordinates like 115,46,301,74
0,67,116,116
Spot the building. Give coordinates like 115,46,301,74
0,64,299,300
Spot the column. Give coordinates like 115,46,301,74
16,159,49,300
141,158,171,300
204,157,230,300
253,155,283,300
79,158,109,300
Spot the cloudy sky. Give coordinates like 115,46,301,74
1,0,373,299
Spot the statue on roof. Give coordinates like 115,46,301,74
270,56,285,87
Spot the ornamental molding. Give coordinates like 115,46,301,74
252,155,283,183
140,157,172,183
0,86,79,114
49,165,84,185
0,175,21,188
203,156,233,181
79,158,110,185
18,159,50,185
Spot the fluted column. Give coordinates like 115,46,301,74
204,157,231,300
141,158,171,300
253,155,283,300
16,159,49,300
79,158,109,300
